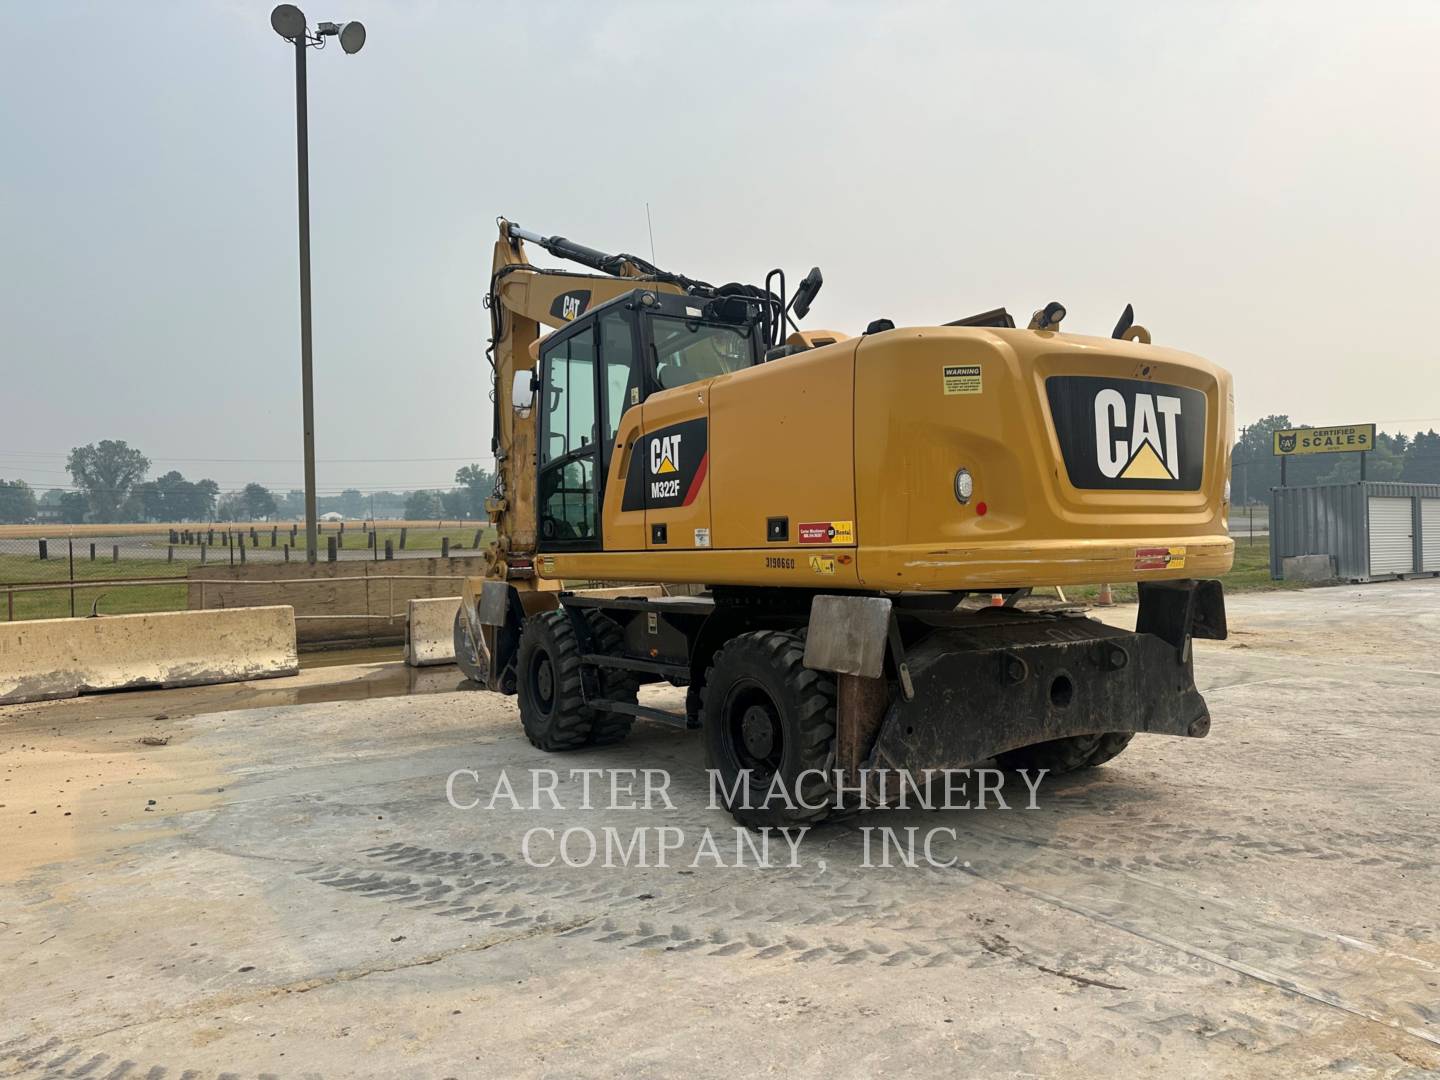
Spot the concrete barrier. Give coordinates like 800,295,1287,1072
406,596,460,667
0,606,299,705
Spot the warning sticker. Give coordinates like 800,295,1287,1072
540,555,556,576
694,527,711,548
808,555,836,576
943,364,982,395
1134,546,1186,571
797,520,855,545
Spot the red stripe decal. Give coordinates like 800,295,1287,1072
682,451,709,506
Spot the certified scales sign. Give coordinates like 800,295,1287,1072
1272,424,1375,456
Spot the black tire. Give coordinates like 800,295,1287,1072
453,608,489,687
995,732,1134,774
516,610,596,751
583,611,638,746
702,630,836,829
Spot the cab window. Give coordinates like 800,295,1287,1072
542,326,597,464
599,311,637,455
649,316,753,391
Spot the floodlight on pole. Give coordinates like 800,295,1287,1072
270,5,365,563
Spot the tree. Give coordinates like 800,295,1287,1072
454,464,494,519
440,489,468,520
0,479,38,523
404,489,444,520
66,440,150,523
240,483,278,520
58,492,90,523
1400,430,1440,484
338,489,367,519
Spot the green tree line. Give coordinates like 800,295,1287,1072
0,439,496,524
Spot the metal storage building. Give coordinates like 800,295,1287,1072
1269,481,1440,582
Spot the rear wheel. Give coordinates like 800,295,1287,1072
702,630,836,829
995,732,1134,774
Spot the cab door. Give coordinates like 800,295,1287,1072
536,323,602,551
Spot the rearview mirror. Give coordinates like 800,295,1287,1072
791,266,823,319
512,370,535,413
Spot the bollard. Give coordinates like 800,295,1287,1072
327,536,337,562
283,543,290,562
38,539,48,560
399,527,407,550
385,539,394,560
441,536,450,558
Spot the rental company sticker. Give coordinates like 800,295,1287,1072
797,520,855,545
1134,546,1186,571
942,364,982,395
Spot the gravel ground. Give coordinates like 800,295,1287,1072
2,581,1438,1078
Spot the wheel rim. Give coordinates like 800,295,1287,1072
722,678,784,783
529,652,556,716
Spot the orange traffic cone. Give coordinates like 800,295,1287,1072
990,593,1005,607
1097,582,1114,606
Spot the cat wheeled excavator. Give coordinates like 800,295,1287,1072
455,218,1233,826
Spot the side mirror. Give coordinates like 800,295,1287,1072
791,266,824,319
512,370,535,413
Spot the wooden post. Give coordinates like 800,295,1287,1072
272,526,278,547
89,542,96,561
441,536,450,558
327,536,337,562
399,527,407,550
168,545,174,562
208,528,214,545
112,544,119,563
385,539,394,560
239,540,246,564
337,530,345,549
170,529,179,543
473,528,483,548
283,544,290,562
200,543,207,564
38,539,47,560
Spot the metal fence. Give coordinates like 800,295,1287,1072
0,524,493,622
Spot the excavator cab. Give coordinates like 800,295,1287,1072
534,289,766,552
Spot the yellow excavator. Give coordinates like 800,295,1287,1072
455,218,1233,826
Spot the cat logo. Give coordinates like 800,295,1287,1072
549,289,591,323
1277,432,1298,453
1095,388,1183,481
650,433,682,475
1047,376,1204,491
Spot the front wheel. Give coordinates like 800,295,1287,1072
701,630,836,829
516,610,596,751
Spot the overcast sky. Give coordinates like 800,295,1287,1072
3,1,1438,497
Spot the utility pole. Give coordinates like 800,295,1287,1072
270,5,366,563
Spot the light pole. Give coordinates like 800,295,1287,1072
270,5,365,562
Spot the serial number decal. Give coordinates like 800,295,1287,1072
764,556,795,570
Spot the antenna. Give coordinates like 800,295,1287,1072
645,202,657,265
